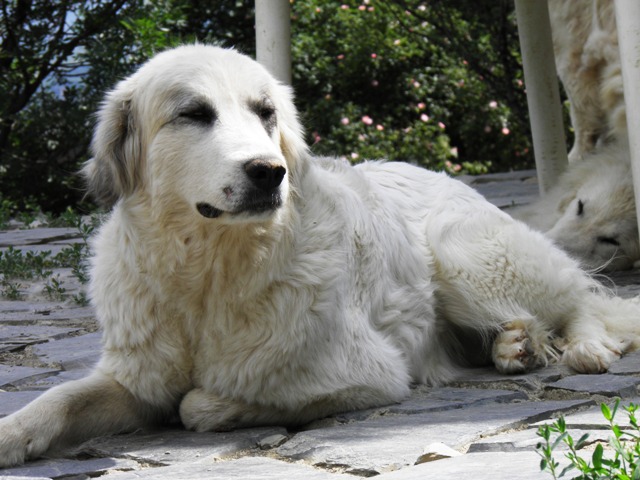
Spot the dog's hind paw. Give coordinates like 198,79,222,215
492,321,539,374
562,339,621,373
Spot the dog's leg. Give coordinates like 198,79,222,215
0,370,151,467
179,386,398,432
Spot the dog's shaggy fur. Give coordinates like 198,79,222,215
548,0,625,162
1,45,640,466
511,144,639,271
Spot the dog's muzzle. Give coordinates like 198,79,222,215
196,159,287,219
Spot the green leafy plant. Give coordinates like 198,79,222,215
537,399,640,479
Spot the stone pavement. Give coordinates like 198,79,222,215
1,170,640,479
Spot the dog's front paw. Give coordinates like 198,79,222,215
492,321,538,374
0,415,50,467
179,389,244,432
562,339,621,373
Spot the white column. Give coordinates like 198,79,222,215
615,0,640,242
255,0,292,84
514,0,568,195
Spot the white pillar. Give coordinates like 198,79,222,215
615,0,640,243
255,0,291,84
514,0,568,195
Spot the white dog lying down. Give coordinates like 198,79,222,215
511,144,639,271
2,45,640,466
548,0,625,162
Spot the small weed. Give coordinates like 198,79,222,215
0,211,98,304
537,399,640,479
44,274,66,301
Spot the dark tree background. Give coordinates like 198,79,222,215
0,0,561,215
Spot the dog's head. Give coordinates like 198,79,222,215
83,45,309,224
546,149,639,271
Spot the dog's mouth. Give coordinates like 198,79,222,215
196,193,282,219
196,202,224,219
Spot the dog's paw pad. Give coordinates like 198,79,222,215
492,324,537,374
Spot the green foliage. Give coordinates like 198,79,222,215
537,399,640,479
0,211,96,303
291,0,534,173
1,0,544,214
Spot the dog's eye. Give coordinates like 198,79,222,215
257,105,275,122
576,200,584,216
179,106,216,125
597,236,620,247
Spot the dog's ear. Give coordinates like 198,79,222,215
272,83,310,178
82,79,142,209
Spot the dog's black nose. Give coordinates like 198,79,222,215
245,159,286,191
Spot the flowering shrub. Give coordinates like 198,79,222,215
291,0,535,175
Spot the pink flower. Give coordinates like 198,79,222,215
341,4,349,9
417,102,426,110
361,115,374,125
394,39,401,46
450,147,459,157
358,134,366,141
315,7,321,13
371,79,379,87
420,113,430,122
376,124,384,131
502,127,510,135
371,53,377,59
438,121,446,129
359,5,366,11
351,152,359,159
413,81,421,88
488,100,498,109
312,132,321,144
368,6,374,11
341,117,350,125
337,54,345,60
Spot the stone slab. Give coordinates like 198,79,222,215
0,390,43,417
0,228,80,247
277,399,591,475
375,451,555,480
535,398,640,429
0,325,80,344
546,374,640,398
32,332,102,370
0,366,60,389
608,351,640,374
82,427,289,465
102,456,354,480
0,305,95,324
0,456,138,479
467,427,612,453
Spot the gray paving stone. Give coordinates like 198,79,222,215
609,351,640,374
0,365,60,389
0,456,138,479
0,305,95,324
374,451,554,480
0,325,80,344
0,228,80,247
21,368,93,391
537,398,640,429
102,456,354,480
451,364,571,391
467,427,611,453
0,390,43,417
277,399,591,475
82,427,289,465
546,374,640,398
32,332,102,370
